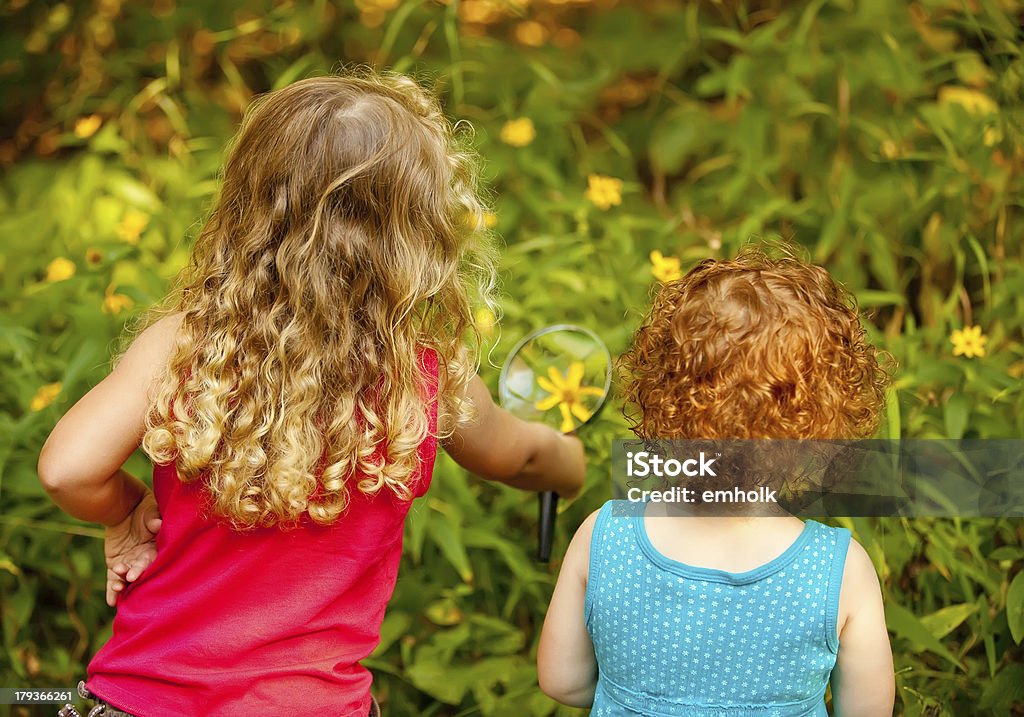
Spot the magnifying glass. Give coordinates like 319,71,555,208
498,324,612,562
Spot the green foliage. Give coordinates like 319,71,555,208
1,0,1023,714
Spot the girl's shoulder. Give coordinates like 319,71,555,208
837,533,881,628
562,505,608,584
114,312,185,400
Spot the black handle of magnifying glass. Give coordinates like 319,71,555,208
538,427,579,563
537,491,558,562
538,417,601,562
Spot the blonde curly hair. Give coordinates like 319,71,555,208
619,245,891,440
127,72,496,529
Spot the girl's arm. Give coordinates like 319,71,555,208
442,375,585,498
537,509,599,706
37,314,181,524
829,539,896,716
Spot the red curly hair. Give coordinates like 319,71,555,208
619,245,891,440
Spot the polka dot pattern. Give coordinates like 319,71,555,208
584,501,849,716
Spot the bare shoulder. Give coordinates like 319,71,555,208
139,312,185,348
843,537,880,589
575,508,601,542
114,312,185,397
563,508,602,581
837,535,883,631
123,313,183,360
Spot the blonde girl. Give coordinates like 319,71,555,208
40,72,584,717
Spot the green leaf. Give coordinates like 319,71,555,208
919,603,976,639
856,290,906,308
371,612,411,656
979,663,1024,712
1007,571,1024,645
990,546,1024,561
649,108,705,173
104,172,162,212
426,507,474,583
0,552,20,576
885,602,962,669
405,659,467,705
943,393,969,440
884,387,901,440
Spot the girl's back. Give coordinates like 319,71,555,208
85,346,438,716
586,500,849,716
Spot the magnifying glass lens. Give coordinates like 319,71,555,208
499,326,612,434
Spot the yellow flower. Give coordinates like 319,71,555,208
515,20,548,47
880,140,901,159
534,362,605,433
939,86,998,115
650,250,683,283
102,287,135,315
474,307,497,337
950,325,988,359
584,174,623,210
74,114,102,139
85,248,103,266
466,210,498,230
117,209,150,245
45,257,76,282
359,7,386,26
500,118,536,147
30,382,62,411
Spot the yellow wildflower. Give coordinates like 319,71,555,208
85,248,103,266
474,307,497,337
45,257,76,282
74,114,102,139
534,362,605,433
584,174,623,210
30,382,62,411
359,8,386,27
515,21,548,47
117,209,149,245
459,0,501,24
466,210,498,230
950,325,987,359
880,140,901,159
500,118,536,147
102,287,135,315
938,86,998,115
650,250,683,283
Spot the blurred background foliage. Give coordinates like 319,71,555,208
1,0,1023,714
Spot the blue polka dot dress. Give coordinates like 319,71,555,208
585,500,851,716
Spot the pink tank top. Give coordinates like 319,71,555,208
86,350,438,716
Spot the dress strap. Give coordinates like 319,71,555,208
584,501,617,627
824,525,852,653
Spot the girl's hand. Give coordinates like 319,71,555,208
104,489,162,607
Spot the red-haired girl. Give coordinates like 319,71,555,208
539,247,894,716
